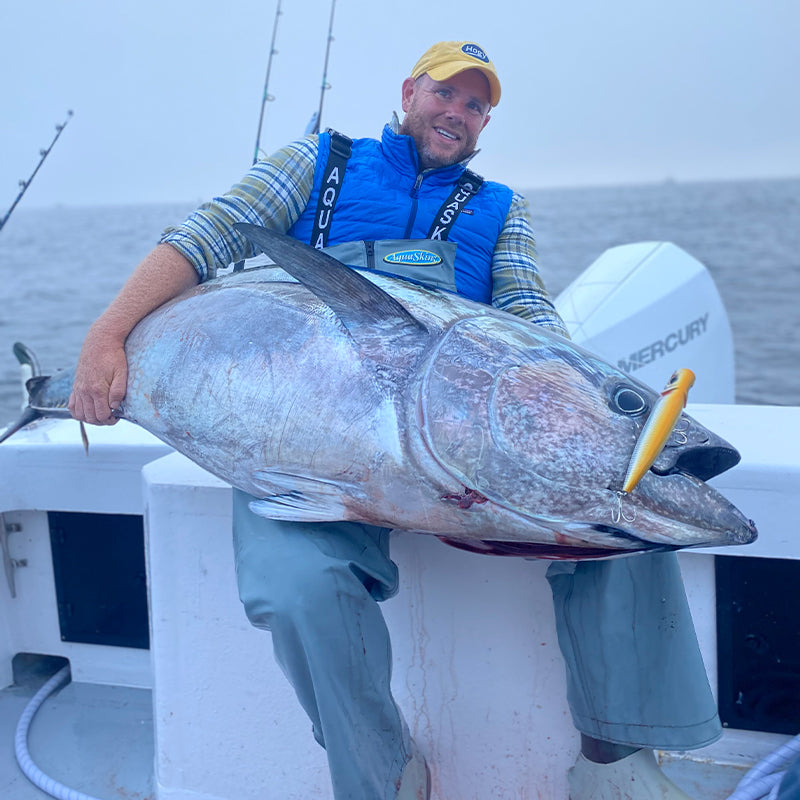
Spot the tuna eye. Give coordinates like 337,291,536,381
613,387,648,416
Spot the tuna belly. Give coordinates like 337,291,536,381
121,282,399,500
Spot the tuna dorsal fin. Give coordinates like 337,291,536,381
235,224,427,339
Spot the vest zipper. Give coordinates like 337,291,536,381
365,240,375,269
404,173,425,239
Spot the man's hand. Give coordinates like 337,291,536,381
66,243,200,425
68,328,128,425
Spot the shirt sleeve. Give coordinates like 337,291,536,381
160,136,319,282
490,192,570,338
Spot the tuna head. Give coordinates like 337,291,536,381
417,315,757,558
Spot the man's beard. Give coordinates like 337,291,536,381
399,114,474,170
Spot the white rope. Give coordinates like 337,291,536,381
14,665,107,800
726,734,800,800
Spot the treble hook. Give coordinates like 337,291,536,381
611,490,637,525
669,418,690,446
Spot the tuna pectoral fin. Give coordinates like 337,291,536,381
249,470,355,522
234,223,427,340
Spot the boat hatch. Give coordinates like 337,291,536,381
48,511,149,650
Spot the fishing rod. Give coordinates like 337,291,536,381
0,110,73,234
251,0,283,165
310,0,337,135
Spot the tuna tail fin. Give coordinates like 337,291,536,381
13,341,41,377
0,406,44,445
0,342,47,444
0,365,76,445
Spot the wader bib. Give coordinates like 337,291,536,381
323,238,457,292
311,129,482,296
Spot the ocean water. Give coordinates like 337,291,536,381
0,177,797,425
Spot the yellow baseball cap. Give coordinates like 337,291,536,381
410,41,501,107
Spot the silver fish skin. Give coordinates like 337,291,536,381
2,228,757,559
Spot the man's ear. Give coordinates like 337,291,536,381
400,77,417,113
481,113,491,131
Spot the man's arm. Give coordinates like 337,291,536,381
69,136,320,425
68,244,199,425
490,192,570,338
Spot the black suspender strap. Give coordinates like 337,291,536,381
426,169,484,241
310,130,353,249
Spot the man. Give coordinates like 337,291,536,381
69,41,719,800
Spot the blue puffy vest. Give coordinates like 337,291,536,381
287,125,513,305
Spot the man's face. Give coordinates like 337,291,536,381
399,69,492,171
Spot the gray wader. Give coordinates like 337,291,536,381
232,240,720,800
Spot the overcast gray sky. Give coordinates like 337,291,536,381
1,0,797,209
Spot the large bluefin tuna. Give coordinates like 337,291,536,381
0,225,756,558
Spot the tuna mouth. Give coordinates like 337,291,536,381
652,443,741,482
588,523,675,546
